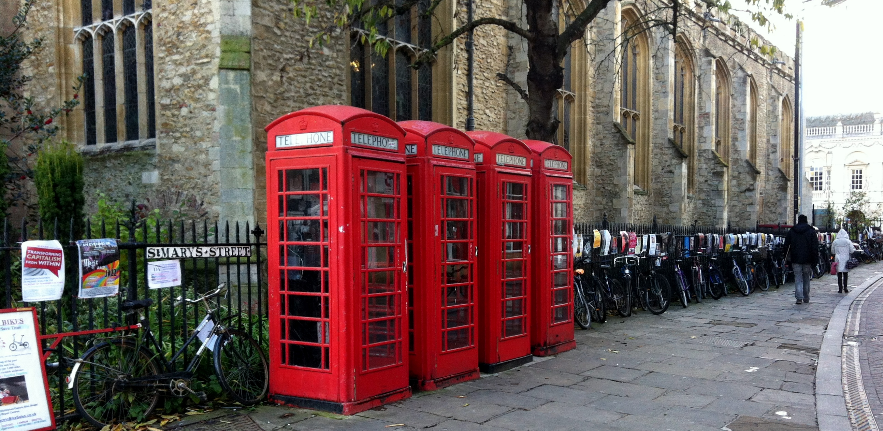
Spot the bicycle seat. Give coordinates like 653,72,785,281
121,298,154,312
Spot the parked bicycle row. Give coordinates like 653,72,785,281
569,227,870,328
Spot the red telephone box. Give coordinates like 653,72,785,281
399,120,479,390
523,140,575,356
466,131,533,373
265,105,410,414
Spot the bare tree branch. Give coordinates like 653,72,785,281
416,17,533,65
496,73,529,101
558,0,612,57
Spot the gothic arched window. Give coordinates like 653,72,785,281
621,7,651,189
673,37,695,192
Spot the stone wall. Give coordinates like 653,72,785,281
152,0,223,217
252,0,349,219
454,0,511,133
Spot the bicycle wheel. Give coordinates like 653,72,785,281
745,264,755,293
644,274,671,315
588,276,607,324
769,261,784,287
811,261,823,279
214,329,269,405
9,343,15,352
72,341,161,428
573,277,591,330
691,269,703,303
733,266,750,296
707,266,724,300
676,273,688,308
755,265,770,291
610,278,631,317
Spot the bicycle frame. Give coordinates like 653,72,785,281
66,296,228,391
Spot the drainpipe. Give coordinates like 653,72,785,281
793,21,802,223
465,0,475,131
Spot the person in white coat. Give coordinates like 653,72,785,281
831,228,853,293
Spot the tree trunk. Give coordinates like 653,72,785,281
524,0,563,142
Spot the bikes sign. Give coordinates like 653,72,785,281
0,308,54,430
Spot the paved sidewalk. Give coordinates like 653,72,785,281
171,263,883,431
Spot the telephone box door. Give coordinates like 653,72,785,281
269,157,337,398
497,173,531,361
351,158,408,397
434,167,477,379
543,178,574,345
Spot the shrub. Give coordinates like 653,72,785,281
34,141,84,238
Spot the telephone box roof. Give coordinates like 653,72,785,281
265,105,405,136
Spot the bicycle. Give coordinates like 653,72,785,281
634,254,671,315
9,334,29,351
689,252,716,301
728,250,750,296
597,256,631,317
745,249,769,292
573,255,605,328
672,256,691,308
67,283,269,428
704,253,726,299
767,244,786,288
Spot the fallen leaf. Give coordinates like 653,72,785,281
385,424,405,428
185,411,202,416
462,403,469,407
457,395,466,398
600,358,606,360
279,413,295,419
690,336,697,339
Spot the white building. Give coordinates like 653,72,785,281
805,113,883,224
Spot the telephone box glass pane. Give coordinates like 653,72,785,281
367,222,397,243
406,174,415,353
501,180,528,338
360,168,403,371
279,167,330,369
446,221,468,240
286,168,321,192
550,183,572,324
446,177,469,196
552,185,567,200
440,174,475,352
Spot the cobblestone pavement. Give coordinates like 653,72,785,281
168,262,883,431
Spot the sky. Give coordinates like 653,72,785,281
741,0,883,117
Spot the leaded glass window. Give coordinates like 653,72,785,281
123,25,138,141
145,23,155,139
83,37,96,145
101,0,112,20
102,33,117,142
350,0,433,121
77,0,155,144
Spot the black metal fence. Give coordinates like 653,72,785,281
0,215,267,421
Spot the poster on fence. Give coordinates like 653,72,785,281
147,260,182,289
76,239,120,299
0,308,55,431
20,241,64,303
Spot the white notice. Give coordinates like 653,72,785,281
20,241,64,303
147,260,183,289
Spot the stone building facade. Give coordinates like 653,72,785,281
11,0,795,226
804,113,883,222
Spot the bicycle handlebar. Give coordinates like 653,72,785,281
173,283,228,307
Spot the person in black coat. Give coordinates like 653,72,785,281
784,214,819,304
